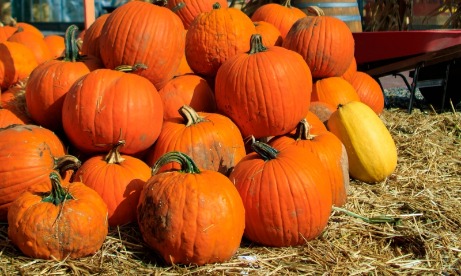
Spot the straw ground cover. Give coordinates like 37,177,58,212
0,94,460,275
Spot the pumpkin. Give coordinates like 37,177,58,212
253,21,283,46
99,1,185,90
73,141,151,227
7,28,53,64
347,71,385,115
341,56,357,82
311,77,360,108
61,65,164,156
282,9,355,79
229,140,332,246
159,74,216,120
43,34,65,59
8,171,108,260
15,22,44,38
166,0,229,29
309,101,337,125
137,151,245,265
26,25,102,132
327,101,397,183
250,0,306,39
80,13,110,60
185,3,256,77
145,105,246,176
0,107,26,128
0,25,17,42
0,84,31,124
269,119,349,206
0,124,73,221
0,41,38,90
215,33,312,138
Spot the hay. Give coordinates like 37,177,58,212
0,106,460,275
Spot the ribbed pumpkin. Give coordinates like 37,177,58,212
215,34,312,138
7,28,53,64
73,141,151,227
80,13,110,60
166,0,229,29
254,21,283,46
282,11,355,79
0,41,38,90
185,3,256,77
269,119,349,206
250,0,306,39
8,171,108,260
341,56,357,82
26,25,102,132
327,101,397,183
145,105,246,176
0,124,73,221
61,66,164,156
230,141,332,246
99,1,185,90
311,77,360,108
348,71,385,115
43,34,65,59
159,74,216,120
138,151,245,265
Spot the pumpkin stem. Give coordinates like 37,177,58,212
212,2,221,9
306,6,325,16
54,155,82,176
42,172,75,205
179,105,207,127
115,64,148,73
251,140,279,161
282,0,293,8
249,34,267,54
172,2,186,12
105,141,126,164
63,24,81,62
151,151,201,176
294,119,315,140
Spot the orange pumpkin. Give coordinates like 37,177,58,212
311,77,360,108
8,171,108,260
7,29,53,64
348,71,385,115
254,21,283,46
138,151,245,265
0,26,17,42
0,41,38,90
166,0,229,29
80,13,110,60
43,34,65,59
309,100,337,124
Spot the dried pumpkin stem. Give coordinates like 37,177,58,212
115,63,148,73
105,140,126,164
251,141,279,161
179,105,206,127
249,34,267,54
294,118,315,140
151,151,201,176
42,172,75,205
54,155,82,176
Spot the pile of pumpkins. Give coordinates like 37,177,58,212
0,0,397,266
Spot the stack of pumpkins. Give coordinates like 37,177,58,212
0,0,397,266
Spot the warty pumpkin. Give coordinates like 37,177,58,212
8,171,108,260
138,151,245,265
230,140,332,246
215,33,312,138
327,101,397,183
166,0,229,29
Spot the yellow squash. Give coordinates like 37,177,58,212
327,101,397,183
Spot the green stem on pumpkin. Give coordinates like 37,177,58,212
251,140,279,161
63,24,81,62
172,2,186,12
249,34,267,55
115,64,148,73
151,151,201,176
179,105,207,127
212,2,221,9
294,118,315,141
105,141,126,164
42,172,75,205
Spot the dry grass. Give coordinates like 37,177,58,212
0,106,460,275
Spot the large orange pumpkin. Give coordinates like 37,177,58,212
215,34,312,138
8,171,108,260
61,66,164,156
145,105,246,176
98,1,185,90
229,140,332,246
80,13,110,60
138,151,245,265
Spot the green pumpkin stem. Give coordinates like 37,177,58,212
42,172,75,205
54,155,82,176
63,24,81,62
294,119,315,140
172,2,185,12
249,34,267,54
251,140,279,161
212,2,221,9
105,141,126,164
151,151,201,176
115,64,148,73
179,105,207,127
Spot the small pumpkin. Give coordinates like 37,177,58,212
327,101,397,183
0,41,38,90
311,77,360,108
43,34,65,59
347,71,385,115
8,171,108,260
7,28,53,64
253,21,283,46
138,151,245,265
